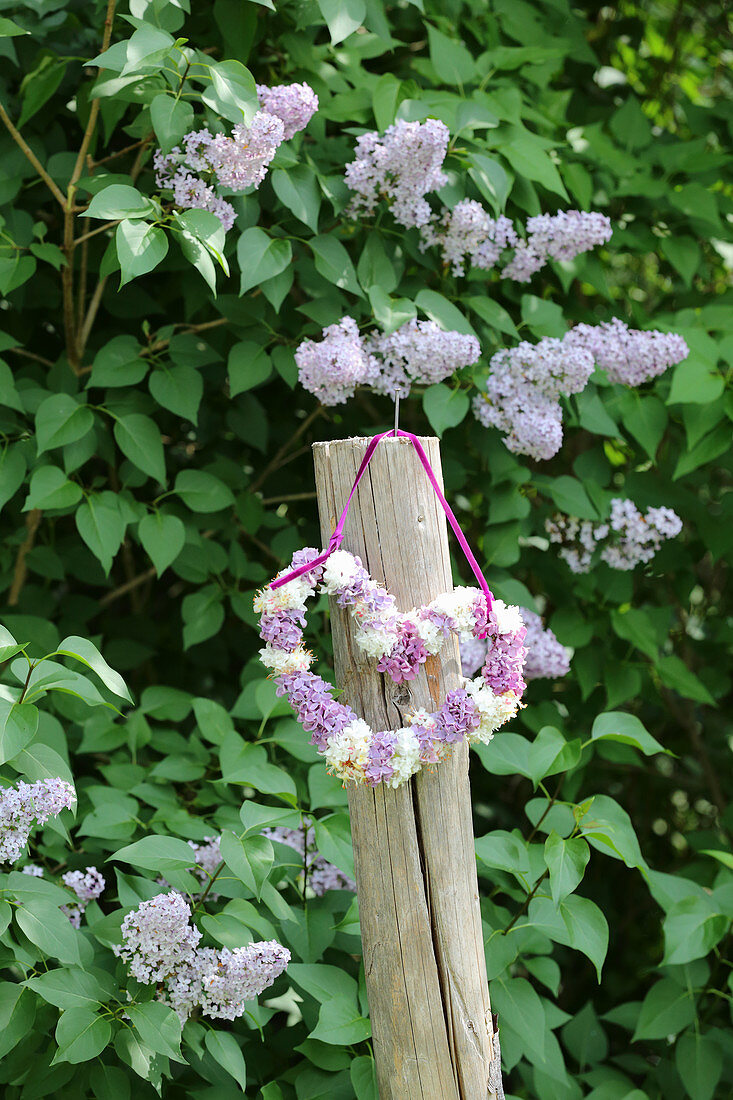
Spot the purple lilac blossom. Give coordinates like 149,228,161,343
260,608,307,650
520,609,571,680
376,622,429,683
295,317,374,405
0,779,76,863
263,820,356,894
365,320,481,399
344,119,450,227
501,211,612,282
256,82,319,140
565,318,689,386
195,941,291,1020
482,628,527,696
115,891,201,984
472,333,594,460
420,200,519,276
275,670,356,751
546,498,683,573
436,689,481,743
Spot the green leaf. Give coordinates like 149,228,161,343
116,221,169,287
228,342,273,395
149,364,203,423
529,894,609,980
237,227,292,295
475,830,530,876
610,608,659,660
150,94,194,154
661,236,701,287
24,466,82,511
54,636,132,702
317,0,366,43
310,236,362,297
16,902,86,965
576,794,647,869
201,59,258,124
415,290,476,336
673,424,731,479
520,294,566,338
312,814,355,881
590,711,667,756
423,384,470,435
0,17,29,35
113,414,166,483
0,447,27,511
86,185,156,221
656,655,715,705
468,154,511,214
220,830,273,899
351,1055,378,1100
0,700,38,763
544,832,590,905
111,834,197,872
0,625,25,662
372,74,402,131
282,904,336,963
36,395,94,454
205,1030,246,1090
618,393,668,460
27,967,117,1010
75,496,126,575
174,470,234,512
667,357,723,406
53,1008,111,1064
220,734,297,803
427,25,477,85
491,977,547,1066
272,166,321,232
19,58,67,128
675,1030,723,1100
662,895,728,965
182,586,225,649
466,295,518,337
503,130,568,199
633,978,696,1040
88,335,147,388
127,1002,184,1063
138,512,186,575
544,476,598,519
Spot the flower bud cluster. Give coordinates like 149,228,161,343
115,891,290,1022
263,819,356,895
295,316,481,405
0,779,75,863
546,498,683,573
154,82,318,230
472,334,595,460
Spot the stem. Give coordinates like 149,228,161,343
7,348,55,369
0,102,67,208
73,220,121,247
98,566,156,608
260,491,318,505
249,406,325,494
503,870,549,936
8,510,42,606
68,0,118,193
191,861,226,915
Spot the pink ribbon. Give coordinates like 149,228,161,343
270,430,494,617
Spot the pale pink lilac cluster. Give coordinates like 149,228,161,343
546,498,683,573
0,779,75,863
472,333,595,460
344,120,612,279
295,317,480,404
255,548,527,788
345,119,450,227
115,891,290,1022
256,82,319,141
61,867,106,928
154,81,318,230
566,319,689,385
263,819,356,895
461,608,571,681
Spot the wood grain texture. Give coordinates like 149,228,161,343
312,435,497,1100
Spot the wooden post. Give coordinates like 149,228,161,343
313,435,500,1100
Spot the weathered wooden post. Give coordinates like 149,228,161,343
313,435,501,1100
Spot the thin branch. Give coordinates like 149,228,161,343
239,525,284,565
98,566,156,608
0,102,67,209
7,348,55,369
502,870,549,936
73,219,121,247
260,491,318,505
145,316,229,355
249,406,325,494
8,510,42,606
69,0,118,193
77,220,90,331
92,137,151,168
77,275,108,357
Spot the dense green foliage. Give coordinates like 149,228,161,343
0,0,731,1097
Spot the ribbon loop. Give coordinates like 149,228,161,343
270,431,494,617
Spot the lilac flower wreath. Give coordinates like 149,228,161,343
254,432,528,789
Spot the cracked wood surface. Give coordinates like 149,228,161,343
313,436,498,1100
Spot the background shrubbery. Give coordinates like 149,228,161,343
0,0,731,1097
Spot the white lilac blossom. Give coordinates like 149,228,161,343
345,118,450,227
294,317,374,405
256,82,319,141
472,333,595,461
565,318,689,386
153,82,317,231
501,211,613,282
256,547,527,788
296,317,480,405
420,199,519,276
262,820,356,894
0,779,76,864
365,320,480,399
116,891,290,1023
62,866,105,928
546,498,683,573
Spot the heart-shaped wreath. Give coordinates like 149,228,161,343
255,546,527,789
